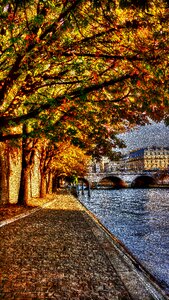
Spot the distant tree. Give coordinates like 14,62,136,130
51,140,91,179
18,135,91,204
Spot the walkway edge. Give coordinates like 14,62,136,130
0,197,59,228
77,198,169,300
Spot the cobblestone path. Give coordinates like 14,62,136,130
0,193,131,300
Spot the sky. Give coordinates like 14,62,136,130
118,121,169,153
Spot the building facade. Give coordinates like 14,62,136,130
124,147,169,171
89,156,120,173
89,147,169,174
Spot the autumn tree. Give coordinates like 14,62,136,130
0,0,168,144
0,0,169,204
38,140,57,198
17,134,91,204
18,124,38,204
35,139,91,199
50,140,91,189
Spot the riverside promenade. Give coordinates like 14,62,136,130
0,190,168,300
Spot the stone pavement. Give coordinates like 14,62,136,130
0,191,168,300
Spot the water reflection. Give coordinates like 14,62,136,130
79,188,169,292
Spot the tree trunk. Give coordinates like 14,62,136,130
0,142,9,204
47,172,53,194
40,173,46,198
18,167,30,206
52,175,60,192
18,124,34,206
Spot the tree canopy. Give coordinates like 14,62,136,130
0,0,168,157
49,140,91,177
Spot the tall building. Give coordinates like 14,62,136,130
125,147,169,171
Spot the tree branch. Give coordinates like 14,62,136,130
0,73,134,128
39,0,83,40
61,51,160,62
0,54,24,105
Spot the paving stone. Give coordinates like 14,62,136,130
0,191,168,299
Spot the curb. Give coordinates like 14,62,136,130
77,198,169,300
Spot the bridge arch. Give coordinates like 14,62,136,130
98,176,127,188
131,175,157,188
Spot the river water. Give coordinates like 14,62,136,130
78,188,169,292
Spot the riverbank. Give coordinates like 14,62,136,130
78,187,169,296
90,185,169,189
0,190,168,299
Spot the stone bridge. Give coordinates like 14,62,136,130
84,171,157,188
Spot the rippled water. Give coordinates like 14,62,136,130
79,188,169,292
